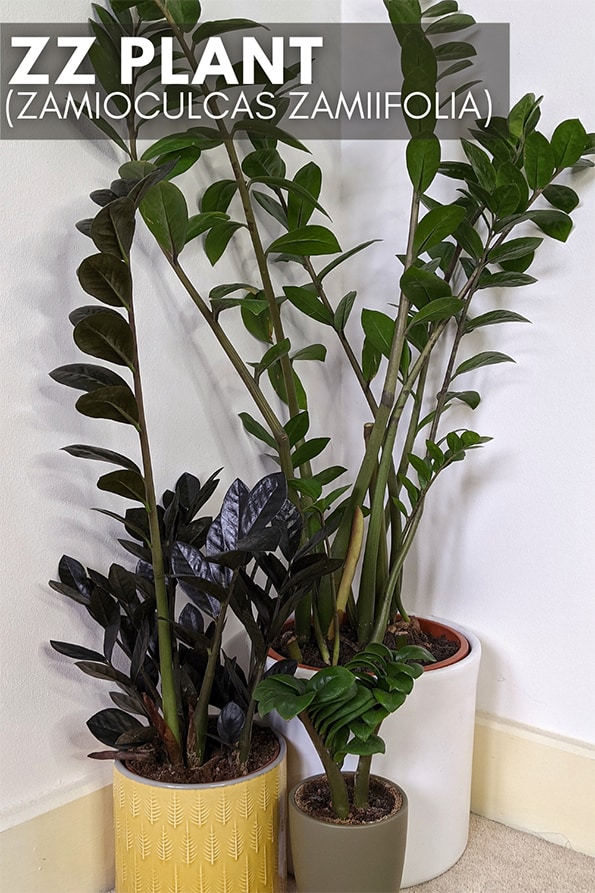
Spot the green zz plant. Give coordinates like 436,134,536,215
78,0,594,665
255,642,433,819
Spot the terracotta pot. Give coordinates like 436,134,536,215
289,774,408,893
265,616,481,887
268,615,469,672
113,734,287,893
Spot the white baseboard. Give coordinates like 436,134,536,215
472,712,595,856
1,715,593,892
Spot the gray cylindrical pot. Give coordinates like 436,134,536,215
289,774,408,893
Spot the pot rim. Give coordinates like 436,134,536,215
268,615,472,673
289,772,408,827
114,729,286,791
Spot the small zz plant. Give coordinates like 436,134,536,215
255,641,433,820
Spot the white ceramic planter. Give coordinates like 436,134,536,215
266,617,481,888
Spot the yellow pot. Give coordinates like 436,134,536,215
113,735,287,893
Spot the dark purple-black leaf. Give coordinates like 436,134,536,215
50,363,128,393
58,555,92,599
87,708,143,747
241,472,287,536
217,702,245,745
265,658,298,678
50,640,106,662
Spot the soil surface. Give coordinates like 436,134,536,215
294,775,402,824
274,615,459,669
125,725,278,785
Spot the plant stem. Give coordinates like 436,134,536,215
127,278,181,753
298,712,350,819
194,572,237,765
353,754,373,809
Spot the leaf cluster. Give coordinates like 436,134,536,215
51,471,336,768
255,641,433,816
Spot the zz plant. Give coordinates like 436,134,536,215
74,0,593,666
255,642,433,819
49,153,339,769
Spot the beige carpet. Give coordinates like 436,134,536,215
399,814,594,893
286,814,594,892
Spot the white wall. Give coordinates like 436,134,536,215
0,0,593,832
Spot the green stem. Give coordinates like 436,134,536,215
194,572,237,765
127,281,181,751
298,712,350,819
353,754,373,809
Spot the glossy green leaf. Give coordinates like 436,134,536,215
242,149,286,179
73,312,134,368
267,226,341,257
443,390,481,409
192,18,262,44
455,219,483,260
436,58,474,82
204,222,245,265
97,470,147,503
407,297,464,328
523,131,555,189
91,197,136,259
424,1,458,16
479,271,537,289
543,184,580,213
283,287,334,325
464,310,530,332
454,351,515,378
185,211,229,242
495,162,529,213
334,291,357,331
249,176,329,220
287,162,323,229
241,297,272,344
413,205,466,256
317,240,380,281
525,210,573,242
268,364,307,410
200,180,237,213
425,13,474,33
508,93,540,141
291,344,327,363
165,0,201,31
254,338,291,381
551,119,588,169
76,386,139,427
252,191,288,228
140,181,188,258
488,237,543,264
433,41,476,60
239,412,277,449
361,310,395,359
291,438,330,468
406,134,441,191
400,265,452,306
77,254,132,308
462,139,496,190
284,411,310,447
